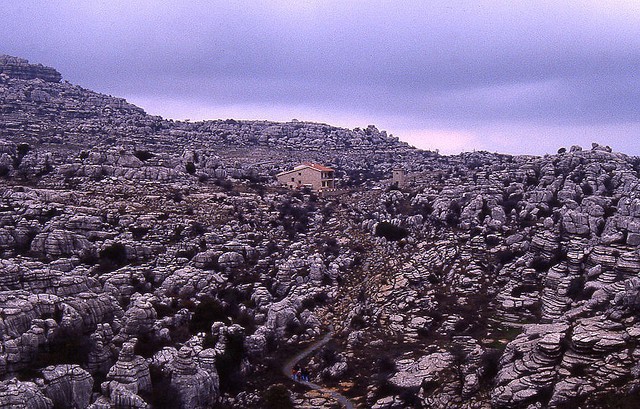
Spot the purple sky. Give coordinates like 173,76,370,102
2,1,639,155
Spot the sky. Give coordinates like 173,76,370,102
2,1,639,156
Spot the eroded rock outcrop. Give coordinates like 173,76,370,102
42,364,93,409
1,54,640,409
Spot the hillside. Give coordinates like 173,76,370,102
1,55,640,409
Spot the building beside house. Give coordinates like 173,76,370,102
276,162,336,191
392,168,407,187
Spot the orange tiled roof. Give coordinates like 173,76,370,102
302,162,334,172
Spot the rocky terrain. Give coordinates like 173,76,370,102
0,55,639,408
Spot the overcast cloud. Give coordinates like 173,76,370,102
2,1,639,155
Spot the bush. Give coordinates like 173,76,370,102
496,248,517,265
377,354,397,374
16,142,30,156
147,366,181,409
375,221,408,241
399,389,422,407
98,243,128,272
350,313,367,329
216,331,245,392
170,191,184,202
479,349,502,386
324,237,340,257
34,324,91,368
215,178,234,191
129,226,149,240
262,384,294,409
189,296,228,333
566,276,585,299
133,150,154,162
134,332,167,358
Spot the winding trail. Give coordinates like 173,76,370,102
282,329,355,409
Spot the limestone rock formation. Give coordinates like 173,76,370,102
0,55,62,82
41,364,93,409
167,347,219,409
0,379,53,409
1,54,640,408
102,342,151,407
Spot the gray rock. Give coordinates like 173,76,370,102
0,379,53,409
168,347,219,409
41,364,93,409
30,229,92,259
389,352,453,389
104,341,151,401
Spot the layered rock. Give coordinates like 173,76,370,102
101,341,151,407
0,55,62,82
41,364,93,409
0,379,53,409
166,347,219,409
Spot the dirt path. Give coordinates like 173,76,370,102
282,329,355,409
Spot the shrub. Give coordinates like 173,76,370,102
216,330,245,392
129,226,149,240
324,237,340,257
189,296,228,333
566,276,585,299
147,366,181,409
16,142,30,156
320,344,339,366
445,202,461,226
170,191,183,202
133,150,154,162
375,221,408,241
496,248,517,265
134,332,167,358
399,389,422,408
34,326,91,367
98,243,128,272
350,313,367,329
479,349,502,386
262,384,294,409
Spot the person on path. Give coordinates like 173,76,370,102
301,367,310,382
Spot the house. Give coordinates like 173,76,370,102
276,162,336,191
